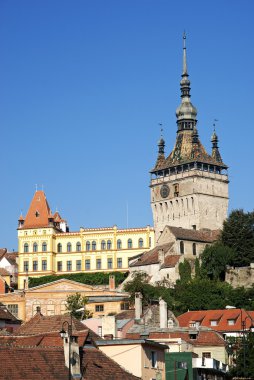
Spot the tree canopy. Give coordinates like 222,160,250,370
65,292,92,320
200,242,234,281
221,209,254,267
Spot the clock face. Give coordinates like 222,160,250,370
160,184,170,199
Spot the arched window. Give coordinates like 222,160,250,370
33,242,38,253
42,242,47,252
128,239,132,249
24,243,29,253
76,242,81,252
67,242,72,252
180,241,184,255
101,240,106,250
138,238,143,248
86,241,91,251
192,243,197,256
57,243,62,253
107,240,112,250
92,241,96,251
117,239,122,249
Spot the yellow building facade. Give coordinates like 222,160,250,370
17,191,154,289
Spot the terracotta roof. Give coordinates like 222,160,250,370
130,242,174,267
20,191,65,229
0,268,10,277
4,252,18,266
15,311,87,336
115,309,135,320
0,249,7,261
167,226,220,243
126,328,225,347
161,255,181,268
177,309,254,332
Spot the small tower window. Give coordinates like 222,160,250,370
33,242,38,253
174,183,179,197
138,238,144,248
57,243,62,253
24,243,29,253
76,242,81,252
35,210,40,218
128,239,133,249
101,240,106,250
107,240,112,250
92,241,96,251
86,241,91,251
180,241,184,255
67,242,72,252
117,239,122,249
192,243,197,256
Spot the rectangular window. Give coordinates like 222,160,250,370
85,259,90,270
67,261,72,271
149,237,152,247
228,319,235,326
117,258,122,268
121,302,129,311
202,352,211,358
23,261,29,272
96,259,101,269
42,260,47,271
151,351,157,368
210,320,218,326
76,260,81,271
95,305,104,312
33,261,38,271
107,258,112,269
8,304,18,318
57,261,62,271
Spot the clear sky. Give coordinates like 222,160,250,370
1,0,253,250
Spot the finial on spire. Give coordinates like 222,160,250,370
183,31,187,75
35,184,38,192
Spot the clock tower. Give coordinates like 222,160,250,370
150,34,229,241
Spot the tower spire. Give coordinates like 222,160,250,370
176,33,197,132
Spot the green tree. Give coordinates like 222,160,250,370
221,209,254,267
230,332,254,377
65,292,92,320
178,259,192,283
200,242,234,281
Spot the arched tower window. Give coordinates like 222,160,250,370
57,243,62,253
42,242,47,252
180,241,184,255
138,238,143,248
92,241,96,251
101,240,106,250
107,240,112,250
76,242,81,252
67,242,72,252
128,239,132,249
117,239,122,249
86,241,91,251
33,242,38,253
24,243,29,253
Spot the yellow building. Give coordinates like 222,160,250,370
17,190,154,289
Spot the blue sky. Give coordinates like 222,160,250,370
0,0,253,249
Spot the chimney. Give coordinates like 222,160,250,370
109,275,115,291
63,336,81,378
36,306,41,314
102,316,117,339
135,292,143,320
158,249,165,265
159,297,167,328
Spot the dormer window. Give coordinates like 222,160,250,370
210,320,218,326
189,332,198,339
35,210,40,217
228,319,236,326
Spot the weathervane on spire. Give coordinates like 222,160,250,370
213,119,218,132
158,122,164,137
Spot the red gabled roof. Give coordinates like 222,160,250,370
177,309,254,332
20,191,65,229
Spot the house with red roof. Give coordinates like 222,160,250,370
177,308,254,338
